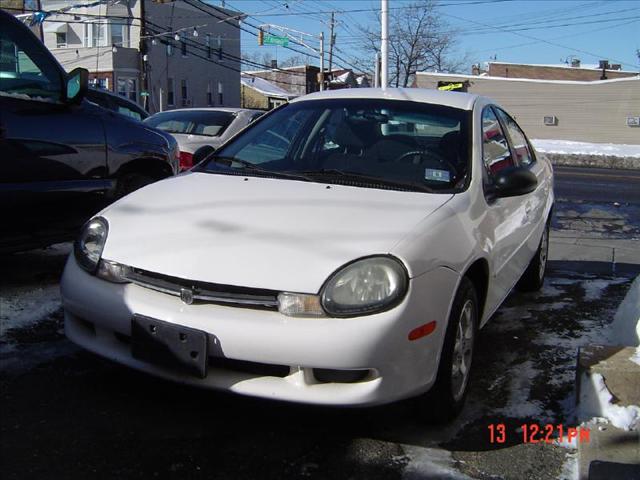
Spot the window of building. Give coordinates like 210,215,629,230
181,79,188,106
117,78,127,97
216,35,223,61
206,34,211,58
116,77,137,102
84,22,108,48
482,106,514,177
89,77,109,90
217,81,223,105
127,78,137,102
207,81,213,106
167,78,175,106
55,32,67,48
111,21,129,49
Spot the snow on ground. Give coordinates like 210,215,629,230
1,243,69,338
531,139,640,158
401,446,474,480
577,373,640,431
575,276,640,432
0,285,61,336
631,347,640,367
608,275,640,346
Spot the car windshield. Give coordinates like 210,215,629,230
144,110,234,137
200,99,470,192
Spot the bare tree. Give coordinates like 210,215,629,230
357,0,464,87
279,55,310,68
241,51,274,70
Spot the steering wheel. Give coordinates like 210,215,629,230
392,150,459,179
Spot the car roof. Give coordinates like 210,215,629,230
290,87,480,111
155,107,260,114
87,88,147,110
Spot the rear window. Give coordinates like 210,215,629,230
144,110,234,137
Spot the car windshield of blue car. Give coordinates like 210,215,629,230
201,99,470,192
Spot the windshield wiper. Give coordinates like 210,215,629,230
207,156,312,182
300,169,434,193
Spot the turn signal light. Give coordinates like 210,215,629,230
408,321,437,341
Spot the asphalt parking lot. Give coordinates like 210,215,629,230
1,197,638,480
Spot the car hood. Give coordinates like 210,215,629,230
100,173,453,293
171,133,223,153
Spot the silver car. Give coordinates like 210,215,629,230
144,107,263,169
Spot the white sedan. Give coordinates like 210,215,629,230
61,88,553,420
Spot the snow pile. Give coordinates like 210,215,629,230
578,373,640,431
531,139,640,158
607,275,640,346
631,347,640,367
576,276,640,431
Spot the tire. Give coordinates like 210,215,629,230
113,173,155,199
415,277,478,423
516,220,550,292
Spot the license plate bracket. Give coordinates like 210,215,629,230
131,315,208,379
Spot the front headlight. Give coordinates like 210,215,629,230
320,256,408,317
74,217,108,273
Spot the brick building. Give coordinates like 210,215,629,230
480,61,637,82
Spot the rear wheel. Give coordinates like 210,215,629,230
517,220,550,292
416,277,478,422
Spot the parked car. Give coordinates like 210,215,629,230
0,10,179,253
61,88,553,420
144,107,263,169
86,88,149,121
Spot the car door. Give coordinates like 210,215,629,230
479,105,536,315
494,107,551,270
0,15,108,250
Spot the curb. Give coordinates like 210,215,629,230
544,153,640,170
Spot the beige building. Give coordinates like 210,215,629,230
415,72,640,144
33,0,242,113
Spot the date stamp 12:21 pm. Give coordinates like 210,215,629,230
488,423,591,444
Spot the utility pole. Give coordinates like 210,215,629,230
381,0,389,89
328,12,335,79
374,51,380,88
139,0,148,110
319,31,325,91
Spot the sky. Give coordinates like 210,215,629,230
212,0,640,73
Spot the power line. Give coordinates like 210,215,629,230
442,11,639,69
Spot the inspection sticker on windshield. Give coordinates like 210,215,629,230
425,168,450,182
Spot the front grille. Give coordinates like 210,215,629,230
126,268,279,310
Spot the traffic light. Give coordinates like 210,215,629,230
258,29,264,46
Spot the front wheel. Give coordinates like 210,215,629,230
415,277,478,422
516,220,550,292
113,173,155,199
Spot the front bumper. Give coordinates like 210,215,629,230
61,256,459,406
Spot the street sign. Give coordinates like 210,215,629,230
140,91,150,97
264,34,289,46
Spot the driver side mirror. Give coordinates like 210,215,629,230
487,165,537,200
65,67,88,104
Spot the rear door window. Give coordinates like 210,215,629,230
481,107,514,176
495,108,535,167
